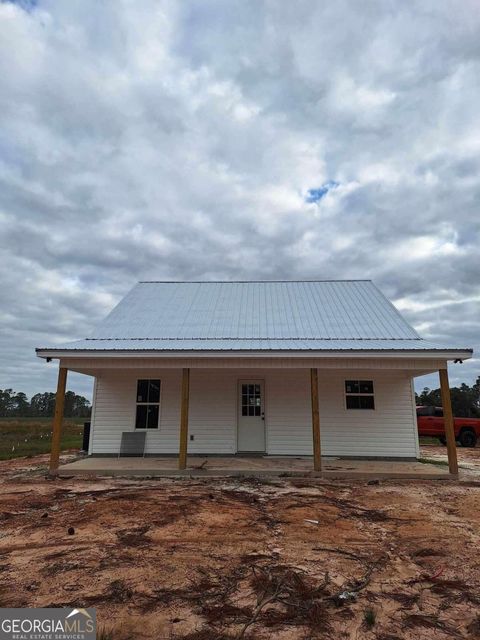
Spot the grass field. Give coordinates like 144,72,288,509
0,417,86,460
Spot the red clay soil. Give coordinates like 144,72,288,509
1,452,480,639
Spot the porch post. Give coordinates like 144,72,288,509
439,367,458,475
178,368,190,470
49,366,68,476
310,368,322,471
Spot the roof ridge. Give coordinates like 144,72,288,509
137,279,373,283
82,337,425,342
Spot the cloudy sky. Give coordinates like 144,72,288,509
0,0,479,400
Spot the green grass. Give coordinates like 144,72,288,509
418,457,449,466
0,417,86,460
363,607,376,628
419,436,443,445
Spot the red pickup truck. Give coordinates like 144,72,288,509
416,406,480,447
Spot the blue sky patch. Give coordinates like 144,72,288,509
305,181,339,203
4,0,37,11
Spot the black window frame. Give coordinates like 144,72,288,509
345,379,375,410
135,379,161,429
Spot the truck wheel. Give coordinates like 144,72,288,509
458,429,477,448
439,437,447,446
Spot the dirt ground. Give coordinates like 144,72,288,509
421,443,480,474
1,451,480,640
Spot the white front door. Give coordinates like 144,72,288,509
237,380,265,452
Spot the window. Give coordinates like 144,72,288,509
345,380,375,410
135,379,160,429
241,383,262,416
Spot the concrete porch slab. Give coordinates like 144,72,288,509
58,455,452,480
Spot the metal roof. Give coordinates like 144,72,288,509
46,338,471,353
87,281,420,340
36,281,472,355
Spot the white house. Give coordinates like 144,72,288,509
36,280,472,475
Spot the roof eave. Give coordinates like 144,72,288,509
36,347,474,361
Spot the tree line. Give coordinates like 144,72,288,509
0,389,91,418
415,376,480,418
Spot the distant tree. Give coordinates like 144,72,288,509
450,383,480,417
416,379,480,417
73,394,91,417
12,392,29,416
64,391,91,417
473,376,480,413
30,392,56,416
0,389,15,417
417,387,441,407
64,391,76,417
26,391,91,417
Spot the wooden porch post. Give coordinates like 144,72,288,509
439,367,458,475
310,368,322,471
49,366,68,476
179,368,190,470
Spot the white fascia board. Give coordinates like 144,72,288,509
36,348,473,361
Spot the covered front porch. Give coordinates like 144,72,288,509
57,453,451,479
45,353,461,479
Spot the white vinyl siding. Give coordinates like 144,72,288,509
91,370,182,455
188,371,237,453
265,369,312,455
318,370,418,457
90,367,419,458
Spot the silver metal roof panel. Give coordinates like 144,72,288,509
87,281,420,340
35,281,473,356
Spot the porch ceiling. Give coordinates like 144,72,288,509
55,354,450,377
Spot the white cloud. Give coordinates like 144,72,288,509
0,0,479,397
